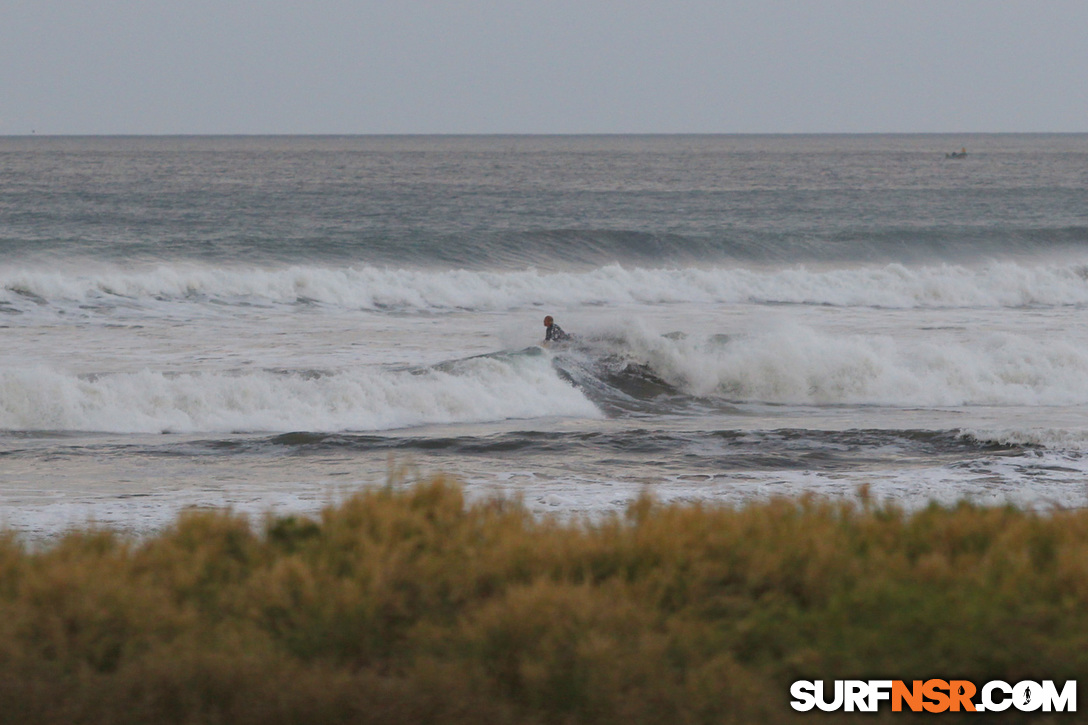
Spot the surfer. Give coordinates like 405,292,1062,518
543,315,570,343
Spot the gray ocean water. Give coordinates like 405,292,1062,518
3,134,1088,540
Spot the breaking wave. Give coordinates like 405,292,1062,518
4,258,1088,316
554,320,1088,409
0,353,599,434
6,315,1088,436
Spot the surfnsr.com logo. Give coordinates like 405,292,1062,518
790,680,1076,713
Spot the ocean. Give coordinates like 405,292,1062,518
2,133,1087,541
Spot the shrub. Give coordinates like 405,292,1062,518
0,476,1084,724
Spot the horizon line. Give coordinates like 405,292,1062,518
4,130,1087,138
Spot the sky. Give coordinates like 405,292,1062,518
2,0,1087,135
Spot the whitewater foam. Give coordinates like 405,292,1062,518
965,427,1088,451
4,259,1088,318
578,320,1088,408
0,355,600,434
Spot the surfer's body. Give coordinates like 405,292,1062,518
543,315,571,344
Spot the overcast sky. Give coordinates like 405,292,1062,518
3,1,1086,135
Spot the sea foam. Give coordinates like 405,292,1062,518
0,355,599,434
583,320,1088,408
3,259,1088,316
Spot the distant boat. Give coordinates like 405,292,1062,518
946,147,967,159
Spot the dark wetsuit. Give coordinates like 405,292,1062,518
544,323,570,343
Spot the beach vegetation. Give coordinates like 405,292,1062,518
0,477,1085,723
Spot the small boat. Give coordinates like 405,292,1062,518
946,148,967,159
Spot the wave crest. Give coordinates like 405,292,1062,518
563,321,1088,408
4,259,1088,315
0,355,599,434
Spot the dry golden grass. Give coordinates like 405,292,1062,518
0,477,1085,724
